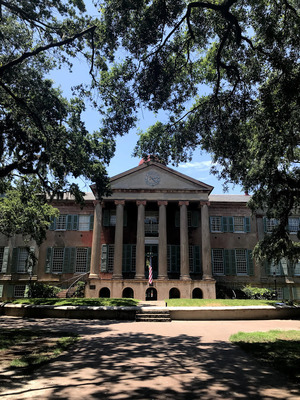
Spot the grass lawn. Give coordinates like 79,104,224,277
0,328,78,371
165,299,278,307
230,330,300,382
10,297,139,306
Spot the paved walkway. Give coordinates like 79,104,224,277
0,317,299,399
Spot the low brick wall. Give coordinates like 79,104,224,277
1,303,299,320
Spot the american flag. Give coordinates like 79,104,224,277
148,257,153,286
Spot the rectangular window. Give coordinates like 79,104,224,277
235,249,247,275
52,248,64,273
56,215,67,230
288,217,299,234
276,287,284,300
14,285,26,298
17,248,29,273
212,249,224,275
78,215,90,231
75,248,88,273
264,218,278,233
234,217,245,233
210,216,222,232
107,245,114,273
0,247,4,273
145,211,159,236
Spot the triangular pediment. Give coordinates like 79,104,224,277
109,161,213,193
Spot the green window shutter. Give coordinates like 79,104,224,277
191,211,199,227
89,215,94,230
209,217,212,232
170,245,180,272
167,245,171,272
175,211,180,227
245,217,251,233
11,248,19,273
193,246,201,273
222,217,228,232
231,249,236,275
45,248,53,273
0,285,3,297
228,217,234,233
101,244,109,272
283,287,289,300
49,216,56,230
263,217,267,233
1,247,9,273
73,215,79,230
63,248,70,273
103,210,110,227
67,215,73,230
69,247,76,273
224,249,230,275
86,248,91,272
247,250,254,275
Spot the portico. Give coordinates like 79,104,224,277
87,160,216,300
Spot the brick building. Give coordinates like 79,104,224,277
0,160,299,300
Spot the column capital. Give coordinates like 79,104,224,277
136,200,147,206
199,201,210,207
179,201,189,206
114,200,125,206
158,200,168,206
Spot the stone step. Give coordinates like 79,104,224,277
136,309,171,322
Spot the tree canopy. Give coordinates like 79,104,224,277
94,0,300,262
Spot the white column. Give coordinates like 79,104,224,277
201,201,212,280
179,201,191,280
135,200,146,279
158,200,168,279
113,200,124,279
89,201,102,278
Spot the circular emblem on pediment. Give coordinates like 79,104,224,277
145,171,161,187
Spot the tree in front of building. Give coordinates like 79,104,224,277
94,0,300,262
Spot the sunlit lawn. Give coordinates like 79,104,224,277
11,297,139,306
230,330,300,382
166,299,278,307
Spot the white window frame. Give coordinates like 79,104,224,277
210,216,222,233
212,249,224,275
52,248,64,273
75,248,88,273
288,217,299,234
17,248,29,273
265,218,278,233
235,249,248,275
233,217,245,233
145,211,159,235
78,215,90,231
14,284,26,298
56,214,67,231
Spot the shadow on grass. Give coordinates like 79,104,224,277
233,339,300,383
0,318,299,399
10,298,139,307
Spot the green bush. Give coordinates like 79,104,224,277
26,282,60,298
242,285,275,300
73,281,85,298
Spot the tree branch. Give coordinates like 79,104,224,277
0,26,96,76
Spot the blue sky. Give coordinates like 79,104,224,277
49,3,245,195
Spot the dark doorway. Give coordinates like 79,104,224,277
192,288,203,299
169,287,180,299
146,287,157,301
122,287,134,298
99,287,111,298
145,244,158,279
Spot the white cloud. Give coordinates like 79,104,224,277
178,161,215,171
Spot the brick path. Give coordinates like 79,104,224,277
0,316,299,399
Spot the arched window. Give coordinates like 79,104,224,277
146,287,157,301
169,287,180,299
99,287,110,298
192,288,203,299
122,287,134,298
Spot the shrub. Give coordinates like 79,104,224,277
73,281,85,298
26,282,60,298
242,285,275,300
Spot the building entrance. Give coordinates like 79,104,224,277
145,244,158,279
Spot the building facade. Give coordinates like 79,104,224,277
0,160,299,300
